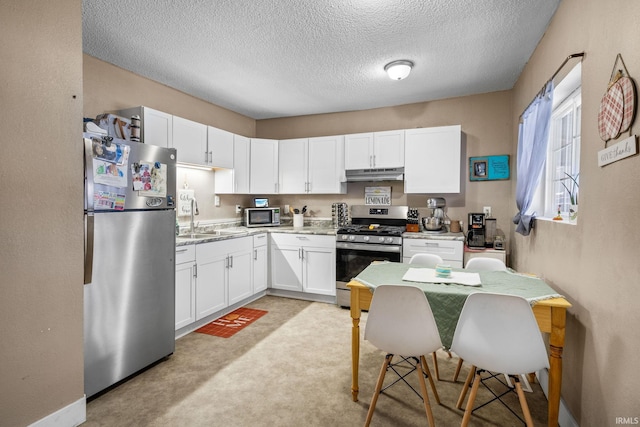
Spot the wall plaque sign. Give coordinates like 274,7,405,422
469,155,510,181
365,186,391,205
598,135,637,167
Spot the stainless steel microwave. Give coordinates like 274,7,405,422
245,207,280,227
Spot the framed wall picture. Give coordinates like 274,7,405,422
469,155,510,181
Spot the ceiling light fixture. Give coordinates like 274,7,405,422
384,60,413,80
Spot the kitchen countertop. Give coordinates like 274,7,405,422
176,225,465,247
176,225,337,247
402,231,466,241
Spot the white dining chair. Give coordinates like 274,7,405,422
451,292,549,427
409,253,444,267
364,285,442,427
451,256,509,382
409,252,446,380
464,257,507,271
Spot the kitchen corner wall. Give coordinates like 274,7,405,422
509,0,640,424
83,54,257,219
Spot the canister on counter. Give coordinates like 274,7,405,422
130,115,141,142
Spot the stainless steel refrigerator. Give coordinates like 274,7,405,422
83,135,177,398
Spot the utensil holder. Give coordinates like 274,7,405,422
293,214,304,228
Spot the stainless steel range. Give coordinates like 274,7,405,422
336,205,408,307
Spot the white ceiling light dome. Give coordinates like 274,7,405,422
385,60,414,80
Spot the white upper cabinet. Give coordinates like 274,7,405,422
172,116,208,166
279,138,308,194
215,134,250,194
344,130,404,169
307,135,346,193
344,133,373,169
404,125,463,194
207,126,234,168
118,106,173,148
278,135,346,194
250,138,279,194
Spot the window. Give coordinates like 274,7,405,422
530,63,581,220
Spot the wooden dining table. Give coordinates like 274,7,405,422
347,262,571,427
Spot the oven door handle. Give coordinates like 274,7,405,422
336,242,402,253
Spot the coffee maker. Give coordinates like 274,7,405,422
467,213,486,248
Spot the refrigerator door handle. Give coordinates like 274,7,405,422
84,212,94,285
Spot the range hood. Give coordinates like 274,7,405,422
345,167,404,182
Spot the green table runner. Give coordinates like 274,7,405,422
353,261,564,349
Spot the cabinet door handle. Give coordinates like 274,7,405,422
229,255,233,268
194,263,198,278
372,154,376,167
176,248,189,253
254,249,258,260
298,248,302,259
301,248,304,260
209,151,213,163
204,151,208,163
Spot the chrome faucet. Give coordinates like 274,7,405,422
189,197,199,234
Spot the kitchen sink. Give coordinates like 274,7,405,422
216,229,245,235
178,229,246,240
178,233,217,239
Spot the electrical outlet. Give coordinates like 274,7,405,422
483,206,492,218
214,195,220,207
235,205,242,214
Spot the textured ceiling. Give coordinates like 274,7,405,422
82,0,560,120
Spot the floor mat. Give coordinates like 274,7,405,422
195,307,268,338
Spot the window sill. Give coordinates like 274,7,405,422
536,216,577,225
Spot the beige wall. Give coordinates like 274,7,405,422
84,55,257,219
7,0,638,424
511,0,640,424
257,92,515,232
0,1,85,426
86,56,515,230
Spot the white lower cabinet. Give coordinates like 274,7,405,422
195,242,228,320
252,233,268,293
227,239,253,306
270,233,335,296
193,236,253,321
402,239,464,268
175,245,196,330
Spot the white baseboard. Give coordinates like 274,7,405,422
536,369,579,427
29,396,86,427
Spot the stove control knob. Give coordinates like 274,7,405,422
378,237,385,243
385,237,394,244
341,235,349,240
363,236,369,242
349,235,356,241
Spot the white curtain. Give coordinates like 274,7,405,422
512,81,554,236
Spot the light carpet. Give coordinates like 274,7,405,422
85,295,548,426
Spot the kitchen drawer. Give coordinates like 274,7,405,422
270,233,334,249
253,233,268,247
403,239,463,264
175,245,195,264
